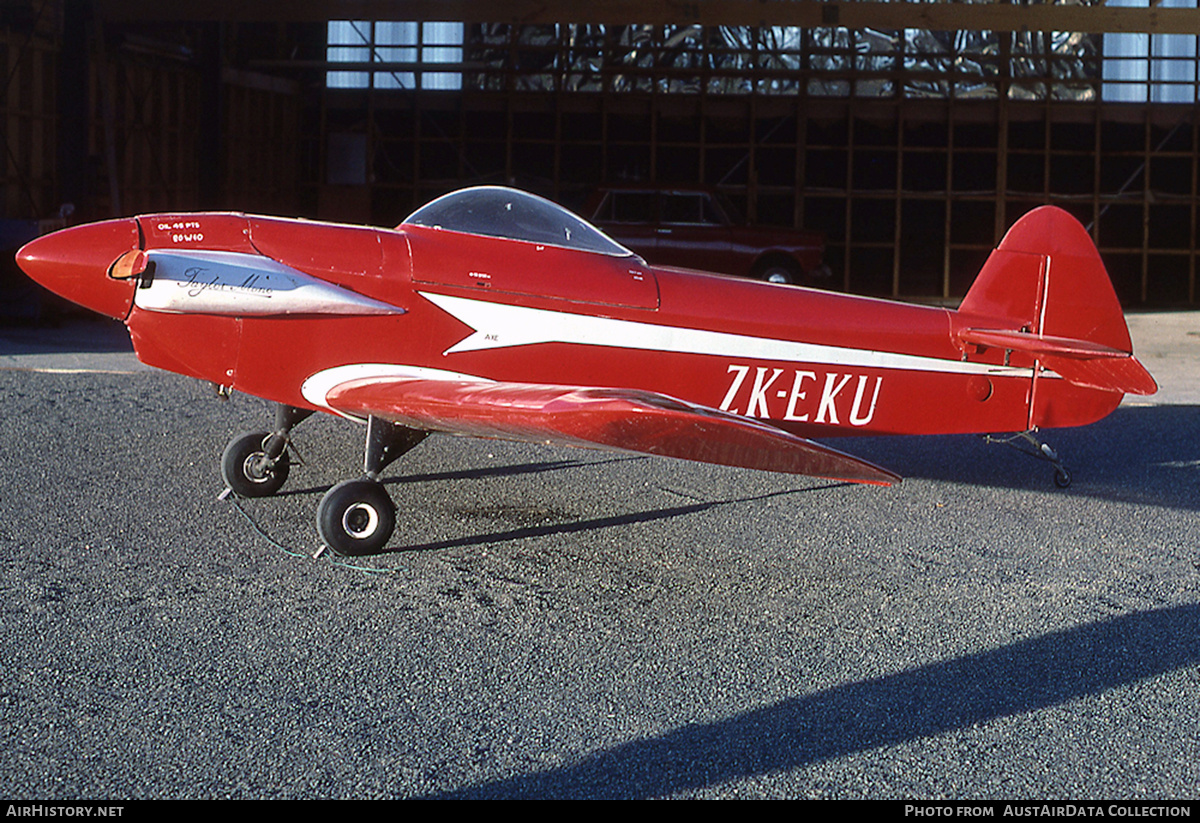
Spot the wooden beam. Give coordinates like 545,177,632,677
95,0,1200,35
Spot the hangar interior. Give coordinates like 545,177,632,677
2,0,1198,308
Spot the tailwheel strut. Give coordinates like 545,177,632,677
983,430,1072,489
221,404,313,498
316,416,428,556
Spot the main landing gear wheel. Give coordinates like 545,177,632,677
222,431,291,497
312,417,423,556
317,479,396,556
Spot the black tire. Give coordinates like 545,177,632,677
1054,467,1072,489
317,479,396,556
221,431,291,497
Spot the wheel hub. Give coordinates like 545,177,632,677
242,453,274,483
342,503,380,539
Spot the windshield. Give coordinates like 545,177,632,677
403,186,634,257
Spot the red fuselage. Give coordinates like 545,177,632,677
16,207,1121,443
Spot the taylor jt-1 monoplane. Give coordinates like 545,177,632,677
16,186,1156,555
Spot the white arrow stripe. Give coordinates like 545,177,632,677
421,291,1039,379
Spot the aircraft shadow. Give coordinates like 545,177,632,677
839,405,1200,512
272,456,640,499
380,485,838,555
423,602,1200,798
241,406,1195,555
385,456,641,486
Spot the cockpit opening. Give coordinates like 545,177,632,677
402,186,635,258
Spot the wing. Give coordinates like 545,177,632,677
323,377,899,486
958,328,1158,396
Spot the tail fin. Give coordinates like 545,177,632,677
958,206,1156,398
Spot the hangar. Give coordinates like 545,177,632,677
2,0,1197,309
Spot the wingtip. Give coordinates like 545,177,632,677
838,466,902,487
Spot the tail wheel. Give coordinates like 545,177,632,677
317,479,396,556
221,431,291,497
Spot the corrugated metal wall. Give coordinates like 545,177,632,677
319,21,1198,304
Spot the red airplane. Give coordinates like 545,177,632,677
16,186,1156,555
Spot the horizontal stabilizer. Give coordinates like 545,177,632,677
959,328,1158,395
325,377,900,485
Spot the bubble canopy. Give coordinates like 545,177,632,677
402,186,634,257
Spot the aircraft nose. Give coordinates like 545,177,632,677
15,218,141,320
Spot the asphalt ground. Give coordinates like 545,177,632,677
0,314,1197,799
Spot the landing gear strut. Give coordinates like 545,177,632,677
983,430,1072,488
221,405,313,497
316,416,427,556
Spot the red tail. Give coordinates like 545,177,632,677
961,206,1131,349
956,206,1155,427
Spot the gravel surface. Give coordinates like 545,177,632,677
1,344,1197,798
